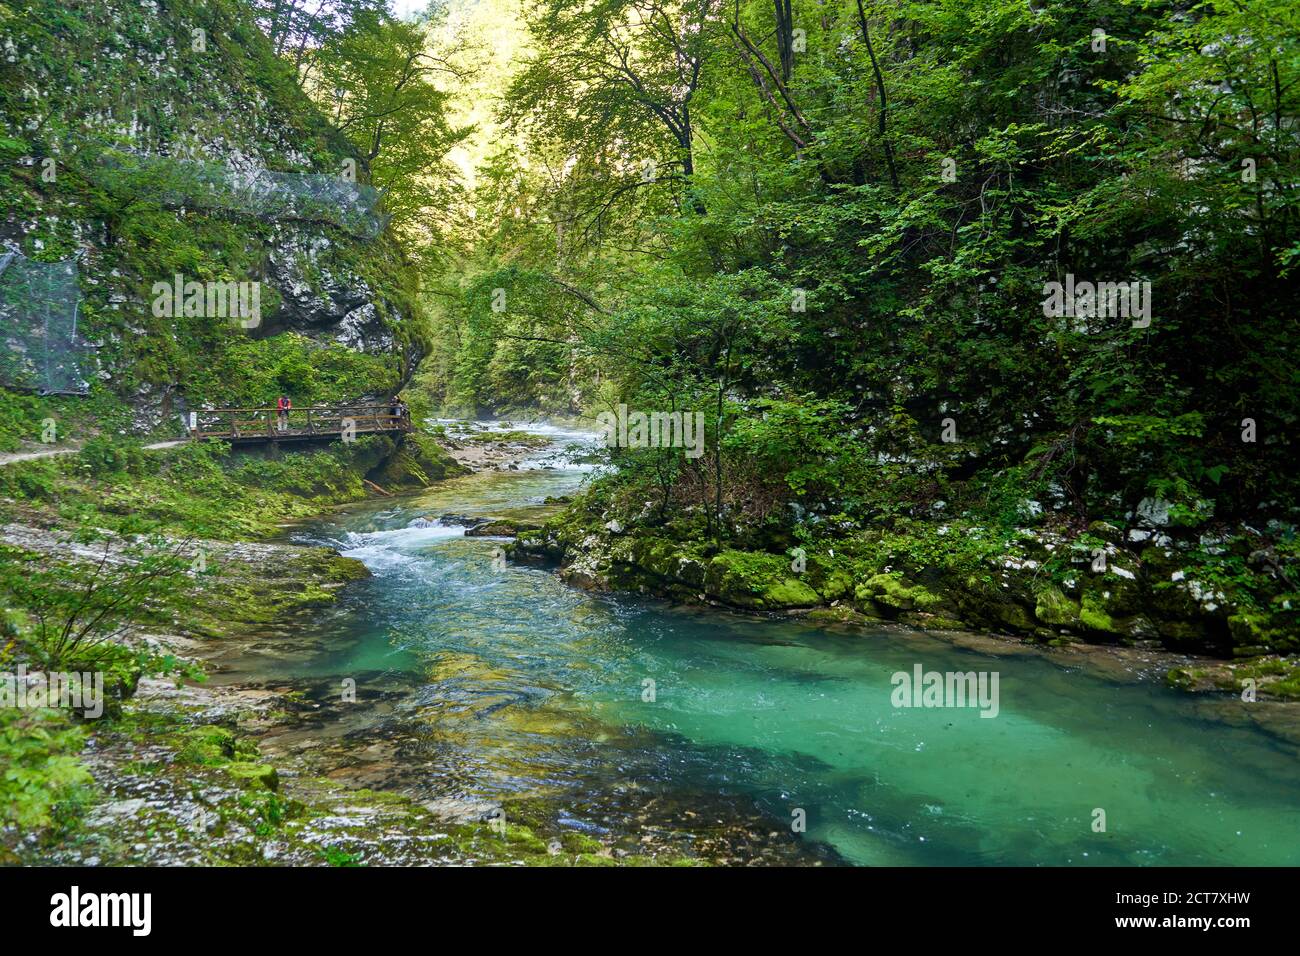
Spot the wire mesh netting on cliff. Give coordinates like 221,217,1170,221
0,252,90,396
91,147,388,239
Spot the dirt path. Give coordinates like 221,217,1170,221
0,439,183,466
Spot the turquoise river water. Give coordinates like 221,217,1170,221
233,425,1299,866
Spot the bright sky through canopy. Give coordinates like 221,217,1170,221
391,0,429,18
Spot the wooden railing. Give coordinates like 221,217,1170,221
184,404,413,443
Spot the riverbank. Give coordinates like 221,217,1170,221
6,422,1299,866
507,491,1300,701
287,461,1300,866
2,522,678,865
0,533,706,865
0,428,710,865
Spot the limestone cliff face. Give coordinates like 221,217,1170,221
0,0,425,430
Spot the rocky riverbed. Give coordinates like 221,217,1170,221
1,519,707,866
7,425,1299,867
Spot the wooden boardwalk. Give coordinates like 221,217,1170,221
184,403,413,444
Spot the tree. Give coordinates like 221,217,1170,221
306,7,471,249
505,0,725,221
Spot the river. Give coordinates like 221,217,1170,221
217,423,1300,866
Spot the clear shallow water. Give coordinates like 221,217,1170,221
263,430,1300,866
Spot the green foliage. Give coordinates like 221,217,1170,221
182,333,402,409
724,397,870,501
230,438,387,499
0,437,386,541
2,0,431,432
0,707,92,829
317,845,364,867
430,0,1300,557
77,434,148,478
0,457,61,500
0,532,194,672
0,389,44,452
305,6,470,247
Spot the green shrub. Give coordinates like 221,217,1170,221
0,708,92,829
77,434,148,477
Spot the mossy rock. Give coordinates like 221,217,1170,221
897,611,968,630
464,518,543,537
626,535,710,592
630,536,688,580
945,575,1035,633
1228,612,1297,655
371,434,468,489
1147,580,1201,620
1034,585,1080,627
703,550,821,609
854,573,942,613
1155,618,1213,643
1087,520,1123,543
226,763,279,792
762,576,823,607
294,548,372,583
497,822,549,855
1078,590,1122,635
988,598,1036,633
1081,564,1144,618
559,831,606,855
805,556,853,602
507,528,568,565
805,605,880,626
178,726,238,765
1234,657,1300,698
1076,591,1155,641
1164,657,1300,699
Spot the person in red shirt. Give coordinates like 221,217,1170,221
276,394,291,432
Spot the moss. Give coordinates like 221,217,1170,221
1239,658,1300,698
703,550,821,609
1078,591,1121,634
805,555,854,601
192,546,370,637
464,518,544,537
1163,656,1300,700
898,612,968,630
762,576,823,607
1228,612,1297,655
6,636,700,866
371,433,468,489
989,598,1036,633
500,822,549,854
560,831,605,854
1087,521,1123,543
805,605,879,625
532,490,1295,659
855,573,942,613
225,763,280,792
1035,585,1080,627
0,439,403,540
177,726,239,765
